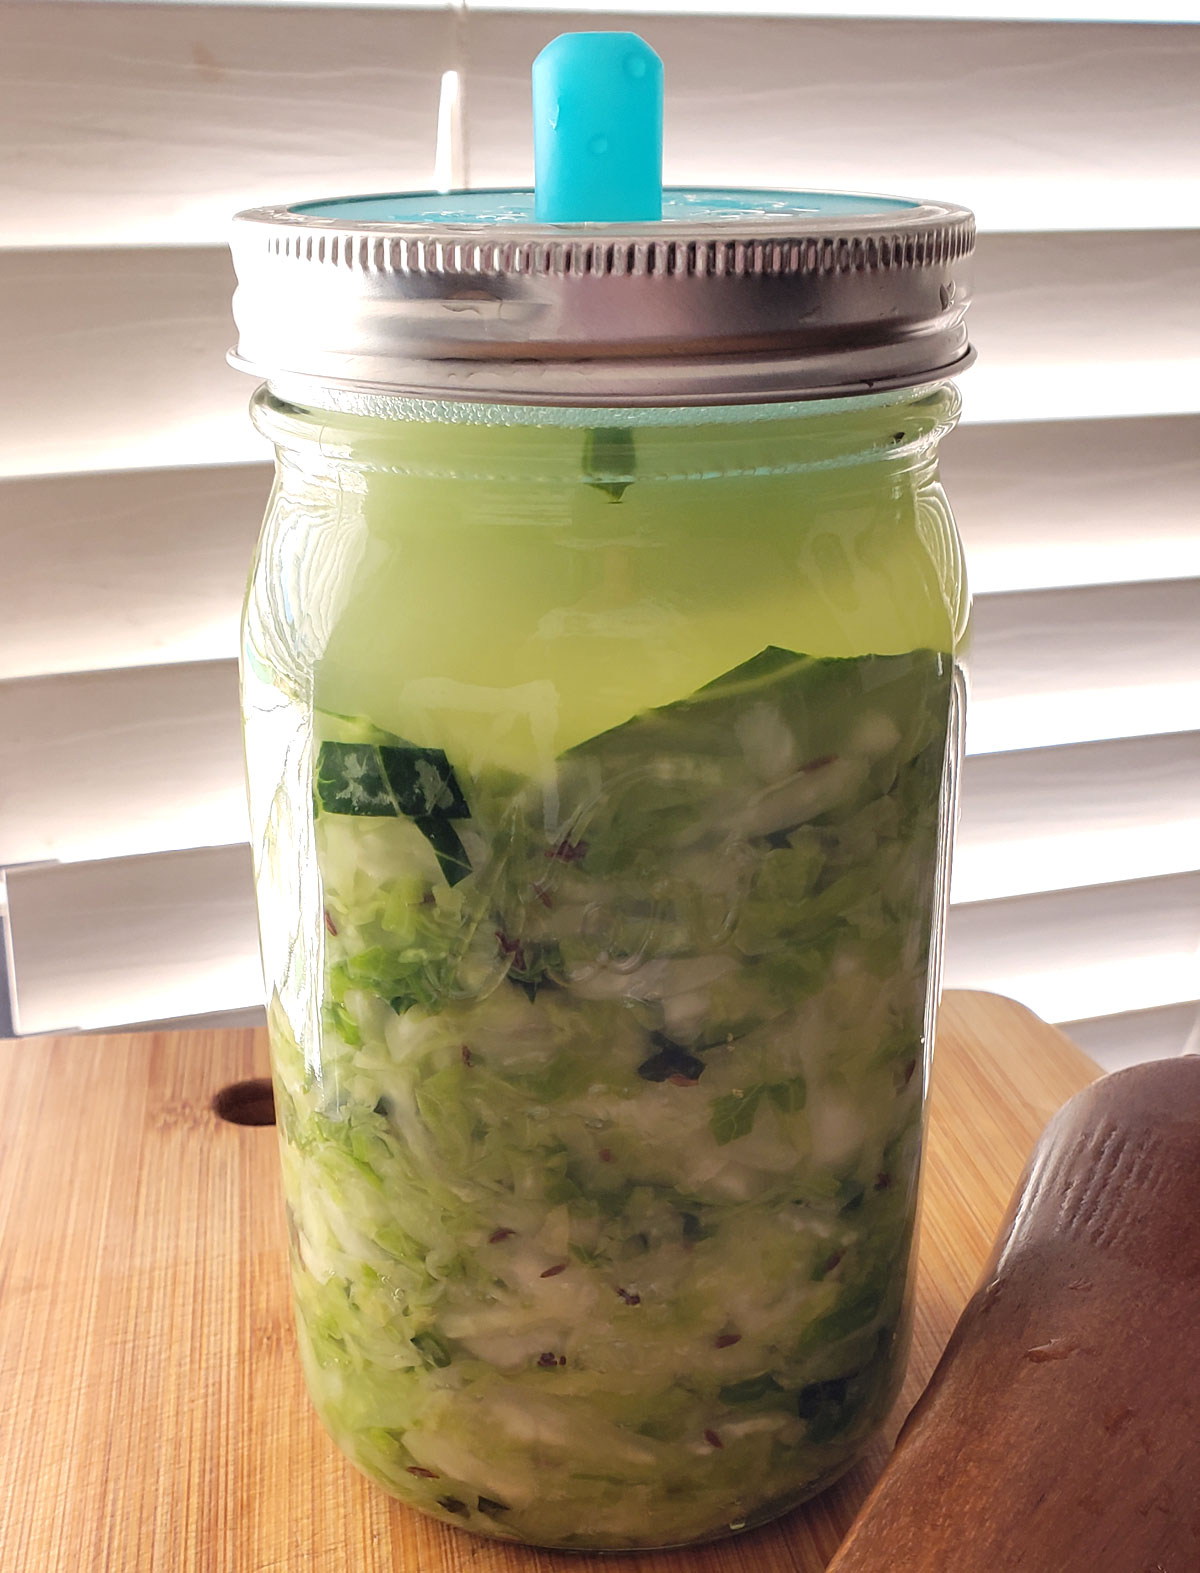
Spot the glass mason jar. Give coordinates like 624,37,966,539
231,190,973,1551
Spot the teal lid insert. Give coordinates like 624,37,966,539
291,188,921,227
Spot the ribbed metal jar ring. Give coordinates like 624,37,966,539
229,187,975,406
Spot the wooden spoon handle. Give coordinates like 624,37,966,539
828,1056,1200,1572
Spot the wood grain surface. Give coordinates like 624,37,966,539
0,990,1098,1573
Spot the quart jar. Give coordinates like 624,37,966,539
231,188,973,1551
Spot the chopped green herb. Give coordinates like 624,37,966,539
582,426,636,502
719,1373,784,1405
413,814,471,887
316,740,468,819
709,1086,765,1145
680,1210,715,1244
767,1075,808,1114
637,1036,706,1083
411,1330,452,1368
315,740,471,885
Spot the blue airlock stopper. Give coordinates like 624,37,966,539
532,32,664,224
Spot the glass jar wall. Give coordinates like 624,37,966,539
241,383,968,1550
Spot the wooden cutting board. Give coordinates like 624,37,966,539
0,990,1098,1573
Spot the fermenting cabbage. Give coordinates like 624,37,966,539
272,645,951,1548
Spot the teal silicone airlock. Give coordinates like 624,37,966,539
532,32,664,224
231,28,974,402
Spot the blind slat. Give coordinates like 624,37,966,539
4,7,1198,246
945,871,1200,1023
953,732,1200,902
0,1,448,249
3,233,1199,480
944,415,1200,595
969,579,1200,704
3,580,1196,866
465,12,1200,236
10,849,1196,1036
27,2,1200,18
0,662,245,866
4,844,259,1036
0,246,262,479
967,578,1200,753
4,415,1196,682
0,464,268,681
1059,1000,1199,1071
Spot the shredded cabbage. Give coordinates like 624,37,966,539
271,647,951,1548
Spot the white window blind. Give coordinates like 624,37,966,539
2,1,1198,1067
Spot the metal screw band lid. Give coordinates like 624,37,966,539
229,188,975,406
